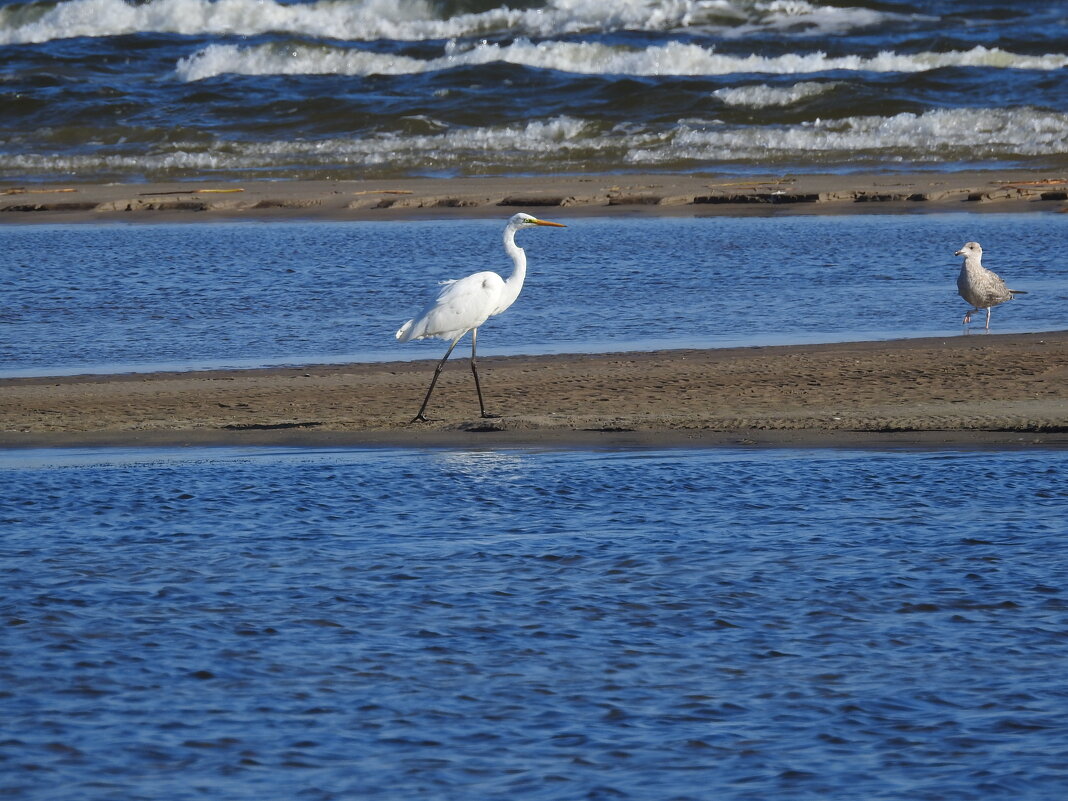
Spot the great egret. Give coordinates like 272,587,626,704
396,212,566,422
955,241,1026,329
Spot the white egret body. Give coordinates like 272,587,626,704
396,212,566,422
955,241,1025,330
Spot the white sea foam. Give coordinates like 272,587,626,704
0,116,601,174
627,108,1068,165
7,108,1066,178
731,0,923,37
175,38,1068,81
0,0,937,45
712,81,837,107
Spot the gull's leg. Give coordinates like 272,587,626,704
411,334,464,423
985,307,992,330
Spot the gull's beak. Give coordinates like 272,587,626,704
533,218,567,228
955,248,965,256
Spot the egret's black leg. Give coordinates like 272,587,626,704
411,336,462,423
470,328,498,418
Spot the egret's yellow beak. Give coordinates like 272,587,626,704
534,218,567,227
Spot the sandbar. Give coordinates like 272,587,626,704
3,331,1066,450
2,170,1067,223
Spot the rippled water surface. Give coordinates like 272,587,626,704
3,213,1066,377
2,445,1067,800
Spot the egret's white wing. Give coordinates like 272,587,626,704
398,271,505,341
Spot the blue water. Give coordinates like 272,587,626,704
1,0,1066,181
2,445,1067,800
2,213,1065,377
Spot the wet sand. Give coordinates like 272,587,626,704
3,331,1066,450
2,170,1067,223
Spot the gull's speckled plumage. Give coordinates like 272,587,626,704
955,241,1024,329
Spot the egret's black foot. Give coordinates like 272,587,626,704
410,413,430,424
480,412,502,419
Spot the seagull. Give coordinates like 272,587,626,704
955,241,1026,330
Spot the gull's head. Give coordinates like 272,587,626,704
508,212,567,230
955,241,982,258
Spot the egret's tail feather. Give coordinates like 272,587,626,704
395,319,414,341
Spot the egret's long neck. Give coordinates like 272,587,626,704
499,224,527,308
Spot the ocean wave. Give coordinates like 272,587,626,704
628,108,1068,165
0,117,599,175
0,0,929,45
726,0,929,37
175,39,1068,81
712,81,838,107
6,109,1065,179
